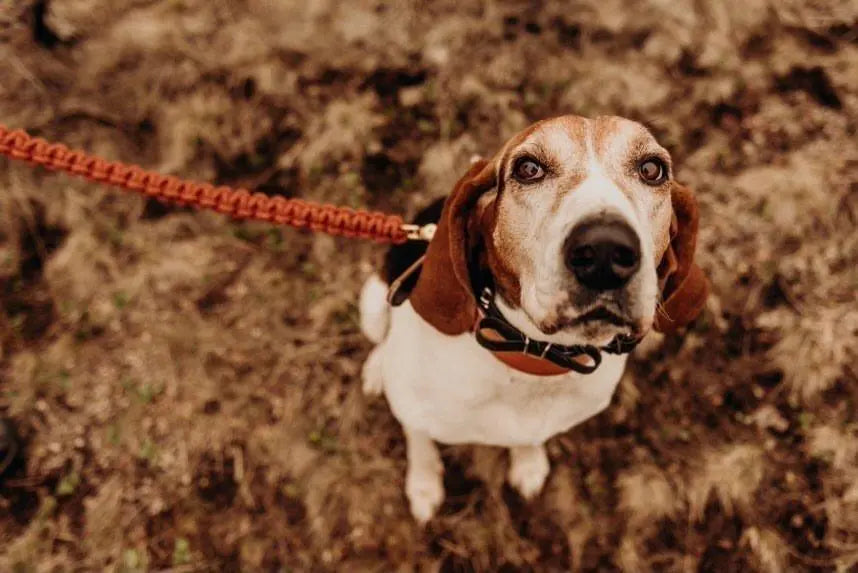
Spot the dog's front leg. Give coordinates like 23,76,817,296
508,444,550,499
403,426,444,523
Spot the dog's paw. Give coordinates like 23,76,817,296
406,467,444,523
508,445,550,500
361,347,385,397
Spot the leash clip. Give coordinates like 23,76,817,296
401,223,437,242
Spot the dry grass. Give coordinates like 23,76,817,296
618,464,682,531
1,0,858,571
688,444,766,521
741,527,788,573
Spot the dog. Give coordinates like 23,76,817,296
359,115,708,522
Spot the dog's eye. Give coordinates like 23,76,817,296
638,158,667,184
512,157,545,183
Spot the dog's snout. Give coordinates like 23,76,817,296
564,216,641,291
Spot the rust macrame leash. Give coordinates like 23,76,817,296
0,125,437,244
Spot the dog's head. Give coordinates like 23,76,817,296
409,115,708,346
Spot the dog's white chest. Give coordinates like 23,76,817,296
379,303,627,447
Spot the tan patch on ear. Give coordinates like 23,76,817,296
409,160,496,335
654,183,709,333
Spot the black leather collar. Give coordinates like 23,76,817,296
474,286,641,375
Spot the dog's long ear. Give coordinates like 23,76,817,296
654,183,709,334
409,159,497,335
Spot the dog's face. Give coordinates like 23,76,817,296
408,114,707,344
482,116,673,346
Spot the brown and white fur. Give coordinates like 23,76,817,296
360,115,708,522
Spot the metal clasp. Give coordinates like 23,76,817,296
401,223,437,242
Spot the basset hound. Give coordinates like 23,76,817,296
359,115,708,522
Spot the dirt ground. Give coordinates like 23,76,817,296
1,0,857,571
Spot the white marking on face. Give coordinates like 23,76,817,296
490,116,674,346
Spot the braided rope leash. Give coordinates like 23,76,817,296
0,125,436,244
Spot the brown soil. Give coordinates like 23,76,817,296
1,1,857,571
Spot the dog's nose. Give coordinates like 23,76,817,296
564,216,641,291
